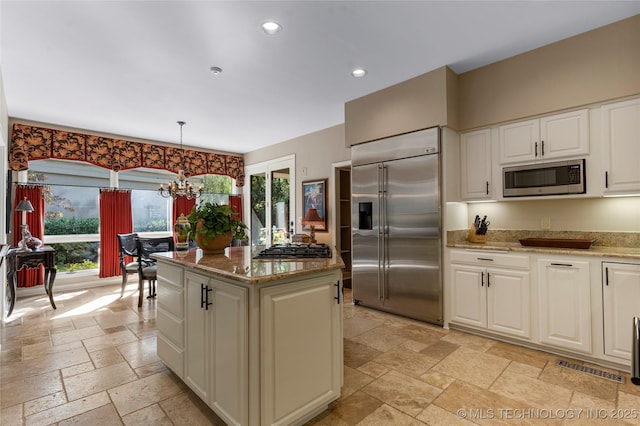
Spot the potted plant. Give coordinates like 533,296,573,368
187,201,248,254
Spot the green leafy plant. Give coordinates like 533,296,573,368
187,201,247,243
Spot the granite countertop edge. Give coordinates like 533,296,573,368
153,247,345,285
447,241,640,260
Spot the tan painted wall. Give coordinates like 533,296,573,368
458,14,640,130
345,15,640,139
344,66,458,146
244,124,350,246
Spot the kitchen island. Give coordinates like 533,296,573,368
153,246,344,426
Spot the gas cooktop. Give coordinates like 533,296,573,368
253,244,332,259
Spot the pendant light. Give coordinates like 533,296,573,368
158,121,203,199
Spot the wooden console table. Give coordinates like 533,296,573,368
5,246,57,317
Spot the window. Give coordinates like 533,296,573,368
120,169,235,232
28,160,106,272
119,168,173,234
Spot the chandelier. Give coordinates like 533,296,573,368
159,121,203,200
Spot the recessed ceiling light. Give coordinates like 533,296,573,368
209,66,222,75
351,68,367,78
262,21,282,35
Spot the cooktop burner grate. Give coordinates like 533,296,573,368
253,244,332,259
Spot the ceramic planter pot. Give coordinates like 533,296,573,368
194,219,233,254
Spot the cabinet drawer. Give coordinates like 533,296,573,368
157,263,182,288
450,250,529,270
157,334,184,378
157,309,184,347
158,281,183,318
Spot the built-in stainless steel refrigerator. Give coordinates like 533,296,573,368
351,127,442,325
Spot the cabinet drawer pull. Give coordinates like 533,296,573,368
200,283,206,309
551,263,573,267
535,141,538,157
334,281,341,304
541,140,545,156
605,267,609,286
486,181,489,195
205,286,213,310
481,272,484,287
487,272,491,287
477,257,494,262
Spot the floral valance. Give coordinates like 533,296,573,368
9,123,245,186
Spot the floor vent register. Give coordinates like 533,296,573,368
556,360,625,384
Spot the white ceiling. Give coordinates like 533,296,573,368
2,1,640,154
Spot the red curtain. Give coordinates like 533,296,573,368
229,195,243,222
99,189,132,278
172,197,196,226
13,185,45,287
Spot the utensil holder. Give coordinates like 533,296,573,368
467,225,487,244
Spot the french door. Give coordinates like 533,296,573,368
244,155,295,251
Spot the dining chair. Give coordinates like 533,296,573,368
136,236,175,307
116,233,140,297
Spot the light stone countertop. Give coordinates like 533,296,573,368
447,229,640,260
447,241,640,260
152,246,345,285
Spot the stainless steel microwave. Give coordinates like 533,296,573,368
503,159,585,197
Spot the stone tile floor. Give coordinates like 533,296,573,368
2,283,640,425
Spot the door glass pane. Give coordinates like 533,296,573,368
271,168,290,245
250,173,267,251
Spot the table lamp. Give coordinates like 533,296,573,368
302,208,322,244
16,197,34,251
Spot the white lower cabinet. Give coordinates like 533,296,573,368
450,251,531,339
602,262,640,361
184,270,248,426
538,259,592,354
260,277,342,426
448,248,640,368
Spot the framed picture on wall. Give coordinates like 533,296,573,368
302,179,327,232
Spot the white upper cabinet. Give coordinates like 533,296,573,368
499,109,589,164
460,129,493,200
499,119,539,164
602,98,640,195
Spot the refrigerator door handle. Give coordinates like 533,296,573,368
382,164,389,300
377,164,383,301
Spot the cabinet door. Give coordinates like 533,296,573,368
209,280,248,426
487,268,530,339
460,129,492,200
261,276,342,426
450,265,486,328
540,109,589,159
538,260,591,353
156,262,185,377
184,271,210,401
603,262,640,361
602,98,640,194
499,119,539,164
